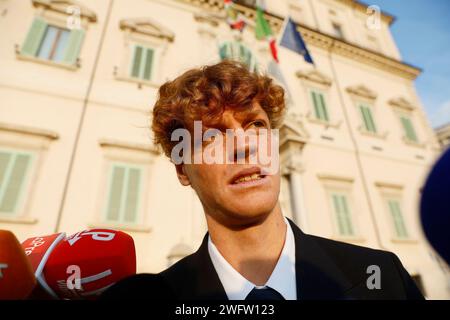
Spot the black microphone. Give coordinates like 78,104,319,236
420,147,450,265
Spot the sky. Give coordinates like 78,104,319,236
370,0,450,129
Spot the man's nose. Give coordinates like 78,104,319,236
228,129,258,164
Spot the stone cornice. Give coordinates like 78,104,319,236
32,0,97,22
120,18,175,42
178,0,420,80
0,122,59,140
337,0,395,25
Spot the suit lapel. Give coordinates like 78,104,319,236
191,219,353,300
190,233,228,300
287,219,353,299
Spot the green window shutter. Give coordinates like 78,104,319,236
21,17,48,56
219,43,228,60
0,152,11,193
131,45,143,78
106,166,125,222
311,91,329,122
0,153,32,214
142,48,154,81
401,116,418,142
332,193,354,236
106,164,142,224
332,194,346,235
123,168,141,223
388,200,408,238
311,91,321,120
340,195,354,236
62,28,85,65
360,104,377,133
318,93,329,122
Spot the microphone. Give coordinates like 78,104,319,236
420,147,450,265
23,229,136,300
21,232,66,299
0,230,37,300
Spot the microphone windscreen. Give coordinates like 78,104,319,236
43,229,136,299
0,230,37,299
420,147,450,265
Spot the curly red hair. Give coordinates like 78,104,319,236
151,60,286,158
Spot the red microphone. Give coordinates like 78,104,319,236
23,229,136,300
22,232,66,299
0,230,37,299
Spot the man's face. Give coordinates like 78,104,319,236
175,102,281,227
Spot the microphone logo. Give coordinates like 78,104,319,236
66,265,81,290
0,263,8,278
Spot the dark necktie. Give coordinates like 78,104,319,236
245,287,285,300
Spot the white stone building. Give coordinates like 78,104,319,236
0,0,449,298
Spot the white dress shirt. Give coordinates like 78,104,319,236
208,217,297,300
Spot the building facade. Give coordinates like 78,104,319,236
0,0,449,298
436,123,450,149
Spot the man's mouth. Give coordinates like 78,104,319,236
233,173,264,184
230,166,267,185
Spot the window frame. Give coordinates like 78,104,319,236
218,41,258,73
358,102,377,134
398,113,419,143
18,14,87,69
382,195,411,240
103,161,145,226
0,148,36,217
129,43,159,82
328,190,356,237
308,88,330,123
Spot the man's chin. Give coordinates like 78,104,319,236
223,205,276,227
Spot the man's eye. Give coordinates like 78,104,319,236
250,120,267,128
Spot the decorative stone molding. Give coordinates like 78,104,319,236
32,0,97,22
375,182,403,190
296,69,332,87
193,12,224,27
281,152,304,175
99,138,160,155
120,18,175,42
346,84,377,100
176,0,421,80
0,122,59,141
317,173,354,183
388,97,416,112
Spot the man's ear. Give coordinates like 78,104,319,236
175,163,191,186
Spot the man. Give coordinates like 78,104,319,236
101,60,424,300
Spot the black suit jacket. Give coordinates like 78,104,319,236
101,219,424,300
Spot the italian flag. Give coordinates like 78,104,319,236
255,1,278,63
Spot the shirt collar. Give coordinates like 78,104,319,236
208,217,297,300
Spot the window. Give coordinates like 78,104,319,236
399,115,418,142
359,103,377,133
332,22,345,39
104,163,143,224
330,192,355,236
386,198,409,239
0,150,34,215
309,89,329,122
130,44,155,81
219,41,257,72
21,17,85,66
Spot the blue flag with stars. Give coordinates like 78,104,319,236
280,17,314,65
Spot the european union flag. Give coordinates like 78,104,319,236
280,17,314,65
